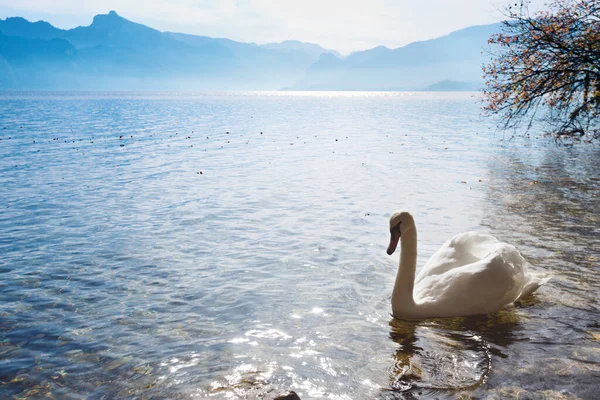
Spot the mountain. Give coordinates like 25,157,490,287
0,32,80,89
0,12,226,89
423,79,479,91
293,24,500,90
0,17,60,40
163,32,323,85
1,11,199,51
0,11,335,89
261,40,341,59
0,12,500,90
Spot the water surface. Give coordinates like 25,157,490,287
0,91,599,399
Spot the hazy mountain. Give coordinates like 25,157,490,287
0,31,82,89
261,40,342,59
293,24,500,90
0,17,60,40
423,79,479,91
164,32,255,52
164,32,321,84
0,11,332,89
0,11,211,50
0,12,499,90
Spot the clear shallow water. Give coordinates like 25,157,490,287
0,91,598,399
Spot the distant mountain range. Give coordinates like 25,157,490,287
0,11,499,90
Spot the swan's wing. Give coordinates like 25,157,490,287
415,232,500,285
414,244,527,316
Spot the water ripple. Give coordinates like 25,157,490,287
0,91,598,399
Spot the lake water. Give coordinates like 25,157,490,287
0,91,599,399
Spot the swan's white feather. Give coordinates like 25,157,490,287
414,243,526,316
415,232,500,285
393,227,550,319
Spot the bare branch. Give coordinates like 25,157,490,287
482,0,600,139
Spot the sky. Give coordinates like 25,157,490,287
0,0,547,54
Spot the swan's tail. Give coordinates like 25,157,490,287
519,271,551,299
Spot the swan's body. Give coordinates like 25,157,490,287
387,211,550,319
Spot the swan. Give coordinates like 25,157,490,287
386,211,550,319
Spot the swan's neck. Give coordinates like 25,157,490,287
392,227,417,315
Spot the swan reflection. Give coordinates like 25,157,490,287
385,310,521,396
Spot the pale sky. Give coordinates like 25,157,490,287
0,0,547,54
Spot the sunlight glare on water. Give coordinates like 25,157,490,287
0,91,598,399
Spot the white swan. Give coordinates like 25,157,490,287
386,211,550,319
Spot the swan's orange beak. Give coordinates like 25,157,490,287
387,231,400,255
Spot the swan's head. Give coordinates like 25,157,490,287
387,211,415,255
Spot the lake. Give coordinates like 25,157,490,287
0,91,599,399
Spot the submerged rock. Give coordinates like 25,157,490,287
274,391,301,400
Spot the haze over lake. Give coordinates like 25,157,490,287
1,91,598,399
